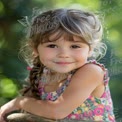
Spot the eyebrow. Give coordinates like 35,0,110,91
45,39,86,44
72,40,83,42
44,35,89,44
70,40,87,44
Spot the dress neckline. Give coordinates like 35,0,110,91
38,73,73,95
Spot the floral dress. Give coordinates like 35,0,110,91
38,60,115,122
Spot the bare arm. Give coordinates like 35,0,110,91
0,64,104,120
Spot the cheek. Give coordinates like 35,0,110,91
38,50,54,65
74,50,89,60
39,54,49,65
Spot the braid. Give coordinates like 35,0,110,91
21,56,43,99
29,56,43,99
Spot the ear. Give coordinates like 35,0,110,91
88,50,92,57
32,48,39,58
88,46,93,57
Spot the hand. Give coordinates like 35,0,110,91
0,98,20,122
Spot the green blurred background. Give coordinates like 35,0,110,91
0,0,122,121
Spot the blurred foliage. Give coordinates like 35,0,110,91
0,0,122,121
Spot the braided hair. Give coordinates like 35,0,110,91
21,57,43,99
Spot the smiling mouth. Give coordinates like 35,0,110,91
55,62,73,65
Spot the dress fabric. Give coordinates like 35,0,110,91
38,60,115,122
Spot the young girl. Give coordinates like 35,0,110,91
0,8,115,122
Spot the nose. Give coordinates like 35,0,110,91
57,48,69,58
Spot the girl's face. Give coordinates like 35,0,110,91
35,33,91,73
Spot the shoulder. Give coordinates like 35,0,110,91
71,62,105,85
83,62,105,76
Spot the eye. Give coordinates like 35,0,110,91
71,45,80,49
47,44,57,48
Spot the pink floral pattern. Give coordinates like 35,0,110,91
38,60,115,121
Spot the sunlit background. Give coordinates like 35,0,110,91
0,0,122,121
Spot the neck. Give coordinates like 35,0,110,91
50,72,69,82
40,70,69,84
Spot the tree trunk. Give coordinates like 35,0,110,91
7,113,57,122
6,113,86,122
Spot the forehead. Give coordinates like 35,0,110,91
48,29,85,43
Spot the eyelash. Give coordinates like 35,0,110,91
71,45,80,48
46,44,81,49
47,44,57,48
